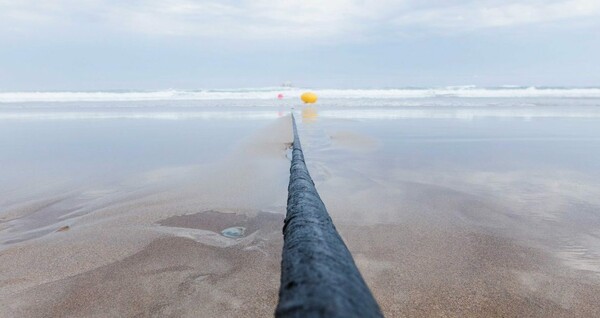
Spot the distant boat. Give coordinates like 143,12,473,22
281,81,293,87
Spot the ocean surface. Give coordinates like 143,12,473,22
2,87,600,316
2,86,600,103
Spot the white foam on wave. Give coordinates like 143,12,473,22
318,108,600,120
0,111,279,120
3,107,600,121
2,87,600,103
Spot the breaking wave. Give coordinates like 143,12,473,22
2,87,600,103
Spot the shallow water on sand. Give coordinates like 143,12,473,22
295,107,600,316
0,110,293,317
2,100,600,317
0,117,285,245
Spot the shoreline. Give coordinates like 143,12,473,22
2,109,600,316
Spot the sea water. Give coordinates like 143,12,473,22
1,87,600,272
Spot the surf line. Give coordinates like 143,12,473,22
276,114,383,317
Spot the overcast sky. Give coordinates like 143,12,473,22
1,0,599,90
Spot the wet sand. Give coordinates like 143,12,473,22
297,113,600,317
0,115,292,317
343,225,600,317
3,229,284,317
2,107,600,317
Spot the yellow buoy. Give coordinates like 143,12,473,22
301,92,318,104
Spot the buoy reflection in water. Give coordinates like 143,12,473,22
302,106,318,123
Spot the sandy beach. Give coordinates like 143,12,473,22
2,0,600,315
2,95,600,317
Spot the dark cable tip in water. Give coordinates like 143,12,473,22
276,114,383,318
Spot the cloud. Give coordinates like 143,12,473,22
1,0,599,40
393,0,600,30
